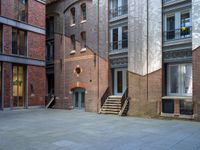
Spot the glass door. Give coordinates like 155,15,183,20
12,65,26,108
73,88,85,109
114,69,127,95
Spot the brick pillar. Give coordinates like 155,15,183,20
174,99,180,116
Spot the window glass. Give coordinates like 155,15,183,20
12,29,27,56
166,16,175,40
169,65,179,94
12,29,18,54
183,64,192,94
81,3,86,21
19,30,26,56
14,0,27,22
71,8,75,25
71,35,76,50
122,26,128,48
167,64,192,96
112,28,118,50
81,32,86,49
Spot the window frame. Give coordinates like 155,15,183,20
70,7,76,25
80,3,86,22
12,28,27,56
14,0,28,22
167,63,192,96
70,35,76,50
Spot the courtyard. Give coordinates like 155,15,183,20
0,109,200,150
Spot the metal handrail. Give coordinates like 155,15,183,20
163,26,192,41
109,39,128,51
109,5,128,19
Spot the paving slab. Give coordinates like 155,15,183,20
0,109,200,150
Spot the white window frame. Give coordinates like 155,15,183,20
167,63,192,96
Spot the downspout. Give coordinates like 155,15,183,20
147,0,149,102
97,0,100,99
63,13,66,106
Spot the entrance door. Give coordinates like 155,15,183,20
12,65,26,108
114,69,127,95
73,88,85,109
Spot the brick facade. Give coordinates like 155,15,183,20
128,70,162,117
0,0,46,110
193,46,200,120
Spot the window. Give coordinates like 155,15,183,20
122,26,128,48
110,0,128,18
166,15,175,40
164,10,191,41
162,99,174,114
14,0,27,22
110,25,128,51
46,17,54,39
180,100,193,115
167,64,192,96
70,35,76,50
70,7,75,25
12,29,27,56
81,32,86,49
180,12,191,38
81,3,86,21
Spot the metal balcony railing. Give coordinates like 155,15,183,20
109,5,128,19
109,39,128,51
163,26,192,42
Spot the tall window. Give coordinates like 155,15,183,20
70,35,76,50
12,29,27,56
166,16,175,40
14,0,27,22
110,0,128,18
81,32,86,49
70,7,76,25
167,64,192,96
46,17,54,39
81,3,86,21
110,25,128,51
164,10,191,41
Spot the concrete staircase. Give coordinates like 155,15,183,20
100,96,122,115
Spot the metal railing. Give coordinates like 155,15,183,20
109,5,128,19
101,87,111,107
163,26,192,42
109,39,128,51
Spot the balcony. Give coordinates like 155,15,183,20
109,39,128,52
163,26,192,42
109,5,128,19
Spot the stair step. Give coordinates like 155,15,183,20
100,111,119,115
108,96,122,99
103,106,121,109
101,108,120,112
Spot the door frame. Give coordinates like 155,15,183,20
12,64,26,109
114,68,127,95
72,88,85,110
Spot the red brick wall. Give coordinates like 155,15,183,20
193,47,200,120
3,25,12,55
28,0,45,28
28,32,45,60
28,66,45,106
128,69,162,117
1,0,14,19
3,62,12,108
54,35,109,112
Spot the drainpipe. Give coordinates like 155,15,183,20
97,0,100,99
63,13,66,107
146,0,149,102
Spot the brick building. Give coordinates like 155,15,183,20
0,0,46,110
46,0,200,120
